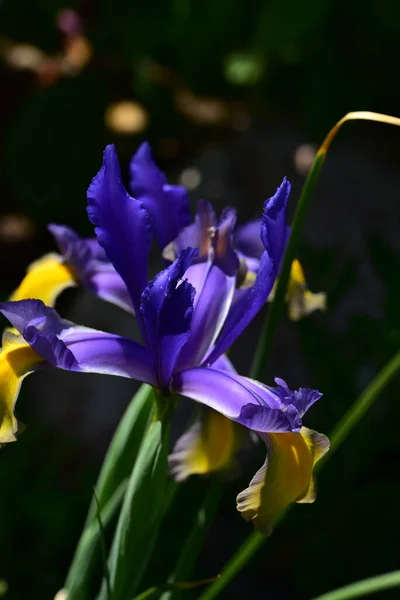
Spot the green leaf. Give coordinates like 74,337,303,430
97,413,170,600
65,384,154,600
160,480,223,600
310,570,400,600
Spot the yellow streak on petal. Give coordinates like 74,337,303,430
0,331,44,443
10,253,77,307
236,427,329,534
170,411,237,481
286,260,326,321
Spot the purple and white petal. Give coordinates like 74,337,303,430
129,142,191,248
140,247,198,389
176,265,236,370
87,145,152,320
175,209,239,370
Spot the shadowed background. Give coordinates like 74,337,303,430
0,1,400,598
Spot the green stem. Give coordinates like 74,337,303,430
325,350,400,460
65,384,154,599
310,570,400,600
161,480,223,600
97,395,171,600
250,110,400,381
250,152,326,380
197,350,400,600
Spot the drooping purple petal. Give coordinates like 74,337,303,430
273,378,323,417
87,145,152,319
0,300,154,383
205,180,290,365
237,403,301,433
0,299,79,369
171,367,301,433
129,142,191,248
60,328,155,383
140,247,198,389
48,224,99,279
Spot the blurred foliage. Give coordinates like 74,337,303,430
0,0,399,599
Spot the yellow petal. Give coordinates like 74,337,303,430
285,260,326,321
236,427,329,534
169,410,243,481
0,330,44,443
10,253,77,306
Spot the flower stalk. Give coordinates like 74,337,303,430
251,111,400,381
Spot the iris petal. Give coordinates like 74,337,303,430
236,427,329,534
10,254,77,307
129,141,191,248
140,248,197,389
169,409,239,481
0,330,44,443
206,179,290,365
49,224,134,313
0,300,154,383
87,144,152,320
235,218,264,260
163,200,216,264
172,367,300,431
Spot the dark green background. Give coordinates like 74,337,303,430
0,1,399,598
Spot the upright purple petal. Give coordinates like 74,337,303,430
171,367,301,433
205,180,290,364
87,145,152,318
0,300,154,383
235,218,264,259
213,208,238,275
129,142,191,248
89,265,134,314
163,200,216,264
175,208,239,370
260,177,291,272
49,223,134,314
176,265,236,370
140,248,198,389
211,353,236,372
205,252,274,365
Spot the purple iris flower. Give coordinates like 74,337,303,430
0,143,319,437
